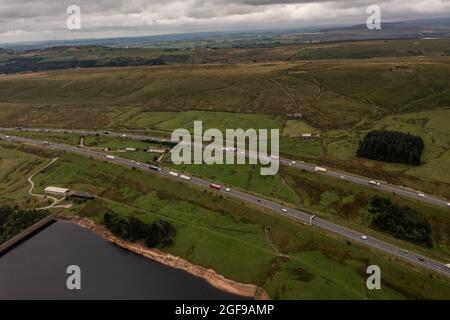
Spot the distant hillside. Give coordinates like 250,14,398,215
1,57,449,130
1,38,450,74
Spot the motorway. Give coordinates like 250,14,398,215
1,132,450,277
1,126,450,209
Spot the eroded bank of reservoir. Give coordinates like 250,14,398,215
0,221,244,300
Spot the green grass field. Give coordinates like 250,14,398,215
312,110,450,198
0,142,55,208
83,135,164,150
282,120,321,138
165,157,450,261
113,151,162,163
123,110,283,133
3,130,81,146
83,136,166,163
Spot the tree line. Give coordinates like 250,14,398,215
103,211,176,248
357,130,424,165
0,206,47,245
369,196,432,247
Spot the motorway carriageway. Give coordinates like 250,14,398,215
1,133,450,277
1,127,450,209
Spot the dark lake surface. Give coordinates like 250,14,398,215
0,221,245,300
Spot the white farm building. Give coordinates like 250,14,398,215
44,187,70,196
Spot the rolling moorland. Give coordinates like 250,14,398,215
1,38,450,299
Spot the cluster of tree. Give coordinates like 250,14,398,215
357,130,424,165
0,57,166,74
369,196,432,247
0,206,47,244
103,211,176,248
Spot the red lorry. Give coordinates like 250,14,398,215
210,183,223,190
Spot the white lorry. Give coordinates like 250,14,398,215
314,166,328,173
369,181,381,187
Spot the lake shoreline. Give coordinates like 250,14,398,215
65,217,270,300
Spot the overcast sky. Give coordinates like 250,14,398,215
0,0,449,43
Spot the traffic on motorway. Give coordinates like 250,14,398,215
1,126,450,209
1,132,449,277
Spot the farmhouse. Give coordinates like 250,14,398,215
44,186,70,196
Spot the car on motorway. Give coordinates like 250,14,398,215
149,165,162,172
169,171,179,177
106,155,116,160
225,188,231,192
340,175,345,179
180,175,191,181
403,250,409,254
446,203,450,208
361,235,368,240
418,193,426,198
445,263,450,269
369,181,381,187
282,208,288,213
418,258,425,262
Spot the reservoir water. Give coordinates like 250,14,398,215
0,221,245,300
